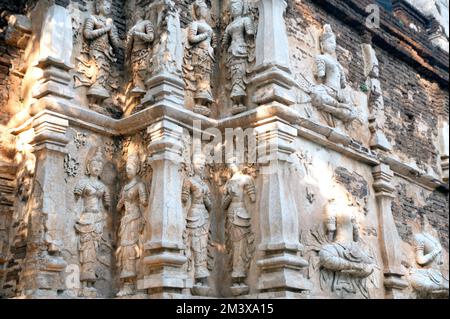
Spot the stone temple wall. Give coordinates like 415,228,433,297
0,0,448,299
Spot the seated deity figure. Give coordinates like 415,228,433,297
319,197,374,295
181,155,212,293
222,0,255,115
222,161,256,296
310,25,359,125
126,9,155,96
409,215,449,298
184,0,216,117
83,0,120,102
116,155,148,297
74,148,111,296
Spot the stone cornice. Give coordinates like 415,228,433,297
8,99,448,191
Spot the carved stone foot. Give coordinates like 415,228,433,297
193,105,212,117
131,86,146,97
116,284,134,297
191,284,211,296
230,283,249,296
80,286,97,298
87,85,110,100
231,104,247,115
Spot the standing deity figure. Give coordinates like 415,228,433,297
184,0,216,117
116,155,148,297
222,0,255,115
74,148,111,296
310,25,359,126
318,197,374,296
126,10,155,97
83,0,121,102
222,162,256,295
181,156,212,292
409,216,449,298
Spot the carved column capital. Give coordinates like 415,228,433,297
255,120,297,164
31,111,69,153
147,118,184,163
372,164,395,197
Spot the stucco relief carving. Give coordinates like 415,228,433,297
182,155,213,295
183,0,217,117
222,0,255,115
126,10,155,98
298,25,360,127
116,154,148,297
222,161,256,296
64,154,80,182
408,216,449,298
74,148,111,297
76,0,121,108
307,195,377,299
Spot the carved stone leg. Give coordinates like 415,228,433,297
20,111,69,298
255,120,311,296
372,164,408,298
138,119,190,297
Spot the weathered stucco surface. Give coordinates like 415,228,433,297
0,0,448,299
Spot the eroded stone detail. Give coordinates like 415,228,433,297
126,10,155,98
116,154,147,297
183,0,216,117
309,196,376,299
222,161,256,296
74,148,111,297
78,0,121,108
182,154,213,295
409,216,449,298
222,0,255,115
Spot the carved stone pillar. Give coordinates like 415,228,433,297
251,0,296,106
21,111,69,297
372,164,408,298
255,120,311,295
32,4,74,101
138,119,190,297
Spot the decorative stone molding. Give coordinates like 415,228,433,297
251,0,296,107
138,118,190,296
372,164,408,298
32,5,74,102
255,119,311,294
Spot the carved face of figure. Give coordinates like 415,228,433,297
230,0,244,19
229,163,239,175
321,36,336,54
97,0,112,16
196,5,208,20
126,161,139,179
88,159,104,178
193,160,205,176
